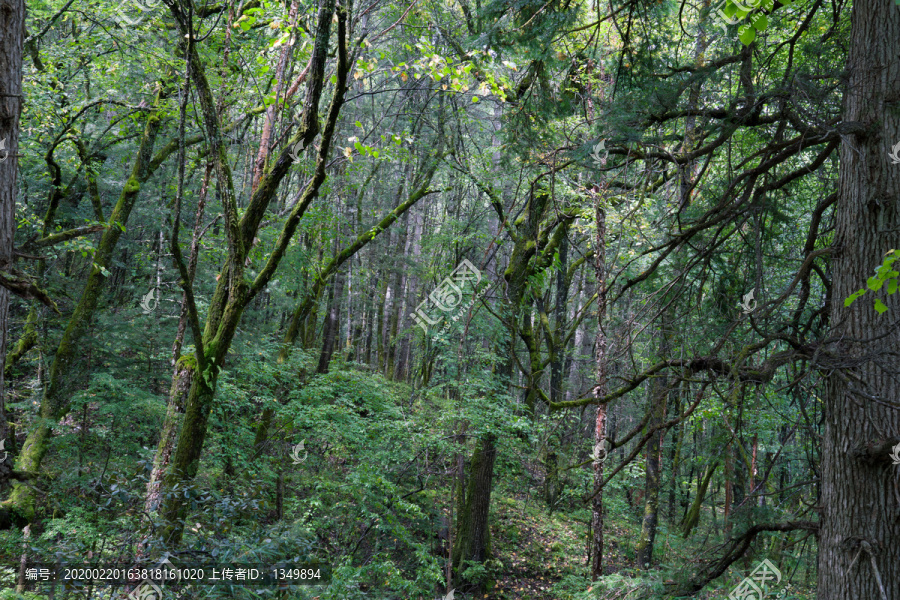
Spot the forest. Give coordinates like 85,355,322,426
0,0,897,596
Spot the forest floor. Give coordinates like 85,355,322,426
484,491,624,600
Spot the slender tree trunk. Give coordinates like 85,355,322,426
550,236,568,404
680,462,717,537
316,270,344,374
172,160,213,364
590,187,608,579
251,0,300,192
375,276,388,367
820,0,900,595
724,441,734,538
635,321,669,569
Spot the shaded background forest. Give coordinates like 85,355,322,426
0,0,897,596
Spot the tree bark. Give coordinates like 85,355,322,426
681,462,718,538
452,433,497,590
590,187,608,579
0,0,25,447
819,0,900,595
144,356,194,513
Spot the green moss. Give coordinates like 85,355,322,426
123,177,140,194
176,353,198,370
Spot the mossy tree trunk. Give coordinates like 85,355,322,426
316,269,344,374
144,356,195,513
0,0,24,445
680,461,718,538
452,433,497,590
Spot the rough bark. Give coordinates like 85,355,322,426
0,0,24,446
819,0,900,595
144,355,195,513
452,433,497,590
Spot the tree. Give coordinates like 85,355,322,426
0,0,25,450
820,0,900,595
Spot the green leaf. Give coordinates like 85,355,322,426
845,289,867,306
739,25,757,44
874,299,888,314
751,14,768,30
867,276,884,291
889,279,898,294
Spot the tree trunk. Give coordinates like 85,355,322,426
172,161,213,364
590,187,608,579
144,356,195,513
0,0,24,447
820,0,900,595
724,441,734,538
452,433,497,590
635,323,669,569
316,270,344,374
680,462,717,538
550,236,568,404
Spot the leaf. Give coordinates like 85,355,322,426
874,299,888,314
888,279,898,294
867,276,884,291
751,14,768,30
845,289,866,307
739,24,757,44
